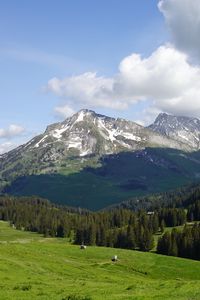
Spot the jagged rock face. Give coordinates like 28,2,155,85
1,109,189,159
149,113,200,150
31,109,189,155
0,110,191,181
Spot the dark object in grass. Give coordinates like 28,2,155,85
112,255,118,262
80,244,87,250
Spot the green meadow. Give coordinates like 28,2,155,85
0,221,200,300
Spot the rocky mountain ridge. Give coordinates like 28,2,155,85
1,109,192,158
2,109,200,209
149,113,200,150
0,109,192,180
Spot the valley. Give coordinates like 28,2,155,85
2,2,200,299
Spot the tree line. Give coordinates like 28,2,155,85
0,195,189,253
157,223,200,260
117,183,200,212
1,191,200,260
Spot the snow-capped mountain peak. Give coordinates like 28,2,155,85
0,110,193,182
149,113,200,149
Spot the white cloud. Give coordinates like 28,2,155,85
0,142,16,155
54,105,75,119
115,45,193,102
135,107,163,126
47,45,200,121
0,124,25,139
115,45,200,117
46,1,200,124
158,0,200,61
47,73,127,110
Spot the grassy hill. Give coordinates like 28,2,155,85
0,221,200,299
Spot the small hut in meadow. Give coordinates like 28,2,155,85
80,244,87,250
111,255,118,262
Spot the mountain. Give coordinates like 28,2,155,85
1,109,200,210
149,113,200,149
0,109,190,181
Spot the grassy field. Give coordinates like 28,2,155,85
0,221,200,300
0,221,43,243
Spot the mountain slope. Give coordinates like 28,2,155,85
4,148,200,210
149,112,200,149
0,110,191,182
1,110,200,210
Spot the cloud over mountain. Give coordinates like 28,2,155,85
47,45,200,121
54,105,75,119
45,0,200,124
0,124,25,139
0,142,15,155
0,124,25,154
158,0,200,61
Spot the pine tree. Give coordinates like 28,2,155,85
160,219,165,233
169,237,178,257
127,225,136,249
152,214,159,233
139,227,154,252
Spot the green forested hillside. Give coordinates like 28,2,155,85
1,221,200,300
3,148,200,210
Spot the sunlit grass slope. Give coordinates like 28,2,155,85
0,221,200,299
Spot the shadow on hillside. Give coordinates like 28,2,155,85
3,148,200,210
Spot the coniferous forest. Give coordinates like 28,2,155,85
157,224,200,260
1,182,200,261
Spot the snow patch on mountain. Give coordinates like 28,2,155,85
52,126,70,139
34,135,48,148
74,110,85,124
149,113,200,149
0,108,192,184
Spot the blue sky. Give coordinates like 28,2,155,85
0,0,200,153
